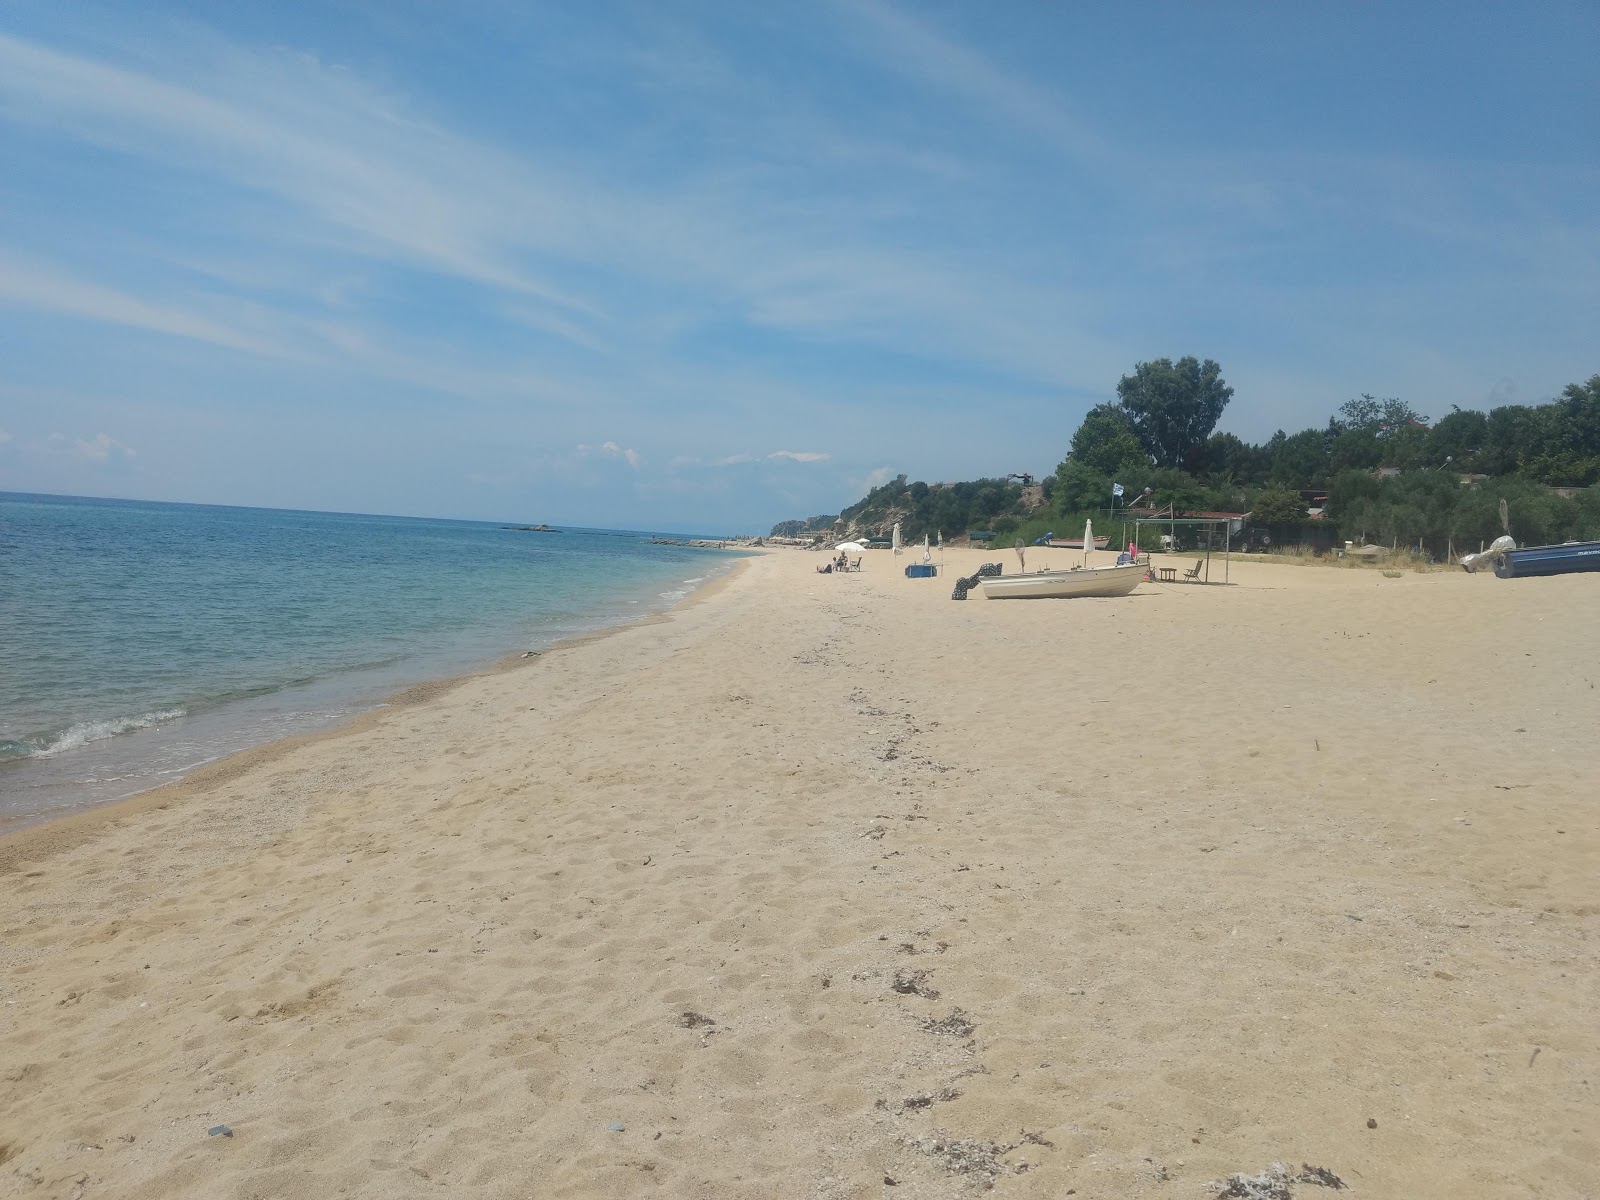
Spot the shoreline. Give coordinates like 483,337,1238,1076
0,552,757,871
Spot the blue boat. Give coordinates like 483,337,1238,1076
1494,540,1600,578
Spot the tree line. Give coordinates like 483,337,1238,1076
772,359,1600,552
828,475,1028,545
1054,359,1600,550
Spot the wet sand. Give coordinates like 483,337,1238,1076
1,549,1595,1198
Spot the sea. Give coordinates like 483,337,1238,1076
0,492,749,825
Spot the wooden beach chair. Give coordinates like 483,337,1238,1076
1182,559,1204,582
850,557,863,572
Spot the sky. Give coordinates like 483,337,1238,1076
1,2,1596,532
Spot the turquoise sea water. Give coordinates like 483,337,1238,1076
0,492,746,821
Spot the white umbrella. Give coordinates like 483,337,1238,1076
836,541,866,552
892,522,902,555
922,534,931,563
1082,518,1093,567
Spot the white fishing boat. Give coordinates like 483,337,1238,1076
1041,535,1110,550
977,561,1144,598
977,518,1143,599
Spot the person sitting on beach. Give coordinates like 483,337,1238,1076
835,553,848,571
816,561,833,573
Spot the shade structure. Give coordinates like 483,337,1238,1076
835,541,866,552
892,523,902,555
1082,518,1093,566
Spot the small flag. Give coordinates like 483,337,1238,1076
1112,482,1125,497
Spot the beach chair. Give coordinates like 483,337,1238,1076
850,557,863,572
1182,559,1204,581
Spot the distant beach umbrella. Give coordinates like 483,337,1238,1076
835,541,867,552
1083,518,1093,567
892,523,902,555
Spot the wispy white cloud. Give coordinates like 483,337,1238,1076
0,251,291,357
0,32,594,317
768,450,830,463
0,245,599,407
0,26,1126,391
45,430,136,461
577,441,641,468
717,454,755,465
601,441,642,468
831,0,1114,170
76,432,136,461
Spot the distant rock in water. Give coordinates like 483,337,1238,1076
505,524,560,532
650,537,754,549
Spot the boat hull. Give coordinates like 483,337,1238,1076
977,563,1144,599
1494,541,1600,578
1042,537,1110,549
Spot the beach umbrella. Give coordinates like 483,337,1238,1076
922,534,931,563
1083,518,1093,567
835,541,866,552
892,522,902,555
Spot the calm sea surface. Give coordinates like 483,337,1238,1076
0,492,746,822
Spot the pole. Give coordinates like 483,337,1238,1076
1225,519,1231,584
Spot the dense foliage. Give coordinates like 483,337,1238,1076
830,474,1027,542
769,514,839,538
774,365,1600,554
1115,356,1234,469
1048,369,1600,552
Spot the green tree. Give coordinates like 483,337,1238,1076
1249,488,1309,526
1481,406,1550,476
1427,408,1487,469
1198,432,1269,484
1334,394,1427,436
1379,422,1431,470
1335,394,1383,432
1115,356,1234,469
1328,428,1382,475
1143,467,1211,514
1053,459,1112,514
1268,428,1331,487
1068,403,1148,476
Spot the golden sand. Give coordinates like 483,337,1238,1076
2,550,1595,1198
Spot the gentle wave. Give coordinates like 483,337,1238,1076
0,494,752,820
655,575,710,603
4,708,188,761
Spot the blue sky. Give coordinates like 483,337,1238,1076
1,2,1595,532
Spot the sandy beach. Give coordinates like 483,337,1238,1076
2,548,1595,1199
